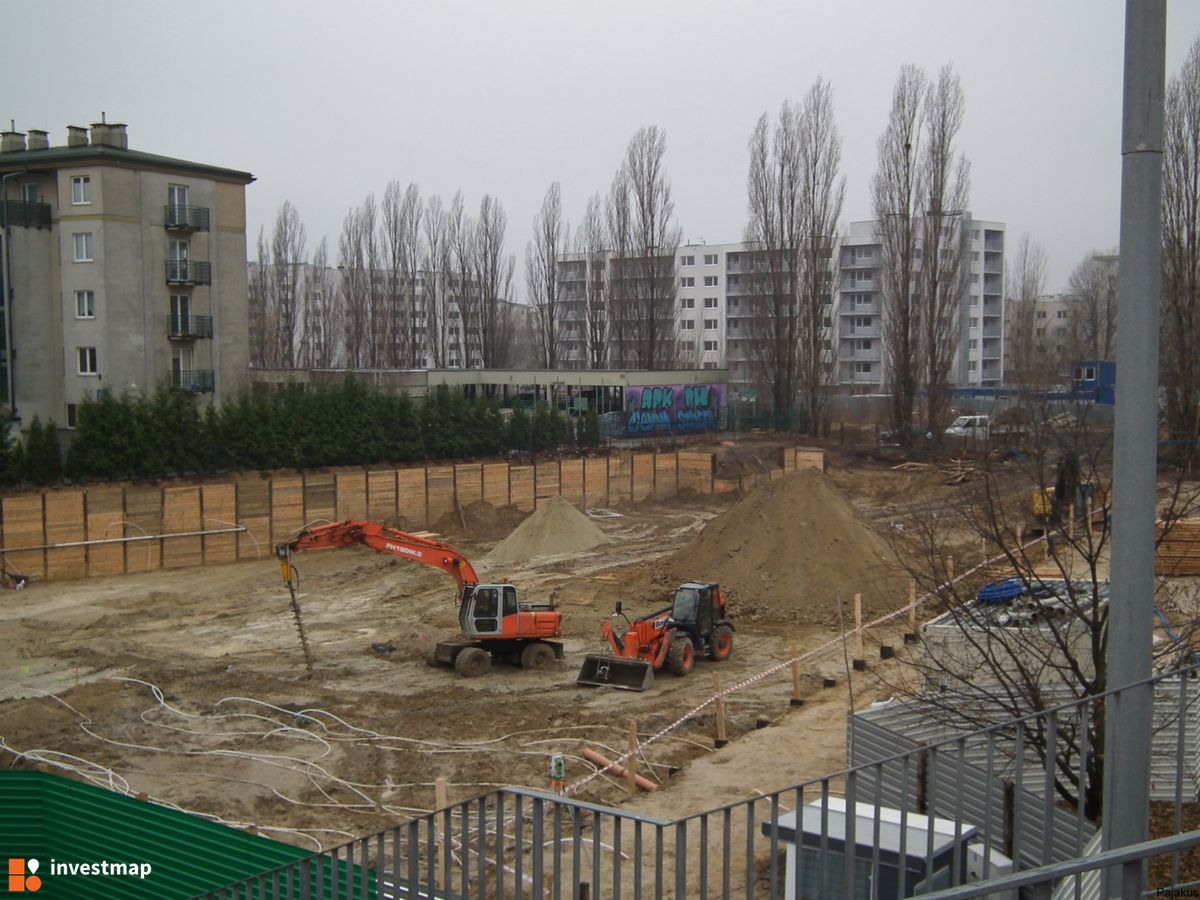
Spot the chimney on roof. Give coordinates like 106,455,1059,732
89,114,127,149
90,117,110,146
26,129,49,151
0,124,26,153
66,125,88,147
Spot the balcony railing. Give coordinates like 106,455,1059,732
164,204,211,231
166,315,213,340
165,260,212,285
0,200,51,229
169,369,214,393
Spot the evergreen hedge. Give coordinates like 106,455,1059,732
1,378,602,489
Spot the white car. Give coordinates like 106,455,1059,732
945,414,990,439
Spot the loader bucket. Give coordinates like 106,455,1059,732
576,654,655,691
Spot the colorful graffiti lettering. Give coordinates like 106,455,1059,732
625,384,724,436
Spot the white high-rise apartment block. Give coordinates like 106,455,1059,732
556,216,1005,396
836,217,1006,393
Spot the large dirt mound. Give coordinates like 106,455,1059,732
483,496,611,564
660,469,908,627
431,500,529,542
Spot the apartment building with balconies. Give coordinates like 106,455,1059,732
836,216,1006,393
0,118,253,431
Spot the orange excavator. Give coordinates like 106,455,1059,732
576,582,734,691
276,520,563,677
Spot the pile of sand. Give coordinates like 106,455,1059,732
660,469,908,628
483,496,611,564
431,500,530,542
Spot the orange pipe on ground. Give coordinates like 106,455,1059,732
580,748,657,792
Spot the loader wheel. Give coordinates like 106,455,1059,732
709,625,734,661
454,647,491,678
667,637,694,676
520,641,555,671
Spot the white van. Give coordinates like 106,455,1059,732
944,414,989,439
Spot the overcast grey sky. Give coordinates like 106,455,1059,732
7,0,1200,293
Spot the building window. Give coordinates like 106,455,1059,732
853,316,873,328
704,297,718,309
855,339,872,351
703,340,718,352
1036,310,1047,319
703,361,717,370
727,253,740,265
680,341,695,353
72,175,92,205
729,298,739,308
66,403,78,429
680,297,695,309
854,361,872,374
680,255,695,266
1036,327,1046,337
75,290,95,319
969,339,978,349
704,318,718,330
681,319,695,330
970,317,979,328
680,276,695,287
77,346,98,375
703,276,717,287
703,253,718,265
969,361,978,371
1056,309,1067,319
851,269,871,283
74,233,94,262
20,183,38,203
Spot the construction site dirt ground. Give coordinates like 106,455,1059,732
0,450,1018,853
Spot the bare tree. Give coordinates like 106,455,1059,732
526,182,569,369
577,192,610,369
1006,234,1052,389
917,64,970,439
422,195,451,369
299,238,339,368
473,195,516,369
1066,250,1118,363
381,181,423,368
872,64,926,443
605,167,634,368
624,126,681,370
270,201,307,369
1163,35,1200,451
796,79,845,433
447,191,475,368
248,228,275,368
338,202,371,369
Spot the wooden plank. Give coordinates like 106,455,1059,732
44,490,86,580
584,456,609,508
162,486,203,569
85,486,125,575
124,486,163,573
236,478,271,563
1,494,44,579
426,465,456,524
397,468,427,527
559,458,585,504
304,473,337,525
482,463,510,508
510,466,536,512
335,470,368,521
678,451,715,495
455,464,484,507
632,453,655,501
795,449,826,472
654,453,678,499
535,461,560,499
367,470,398,521
608,455,632,505
271,475,305,544
201,483,238,565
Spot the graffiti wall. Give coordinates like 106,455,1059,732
625,384,725,436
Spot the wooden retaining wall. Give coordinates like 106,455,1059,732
0,448,824,582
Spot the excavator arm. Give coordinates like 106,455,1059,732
276,520,480,601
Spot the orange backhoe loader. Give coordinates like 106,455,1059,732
576,582,734,691
276,520,563,677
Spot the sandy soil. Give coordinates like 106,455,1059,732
0,452,958,852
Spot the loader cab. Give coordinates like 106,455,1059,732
671,582,719,638
461,584,516,637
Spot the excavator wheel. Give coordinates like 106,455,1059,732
709,624,734,661
666,637,695,676
454,647,491,678
520,641,556,671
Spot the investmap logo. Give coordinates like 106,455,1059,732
6,856,152,891
6,859,41,892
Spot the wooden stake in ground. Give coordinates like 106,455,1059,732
907,579,917,637
946,555,955,586
626,720,639,794
853,592,865,669
790,640,803,705
714,672,728,747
